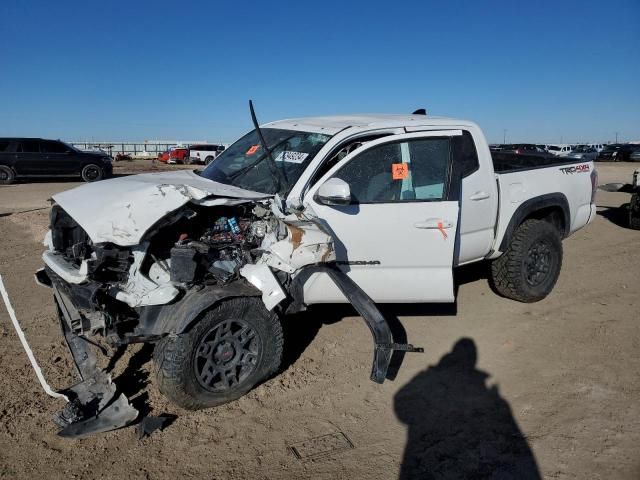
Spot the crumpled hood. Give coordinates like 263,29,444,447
52,170,271,246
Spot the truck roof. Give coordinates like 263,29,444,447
263,114,474,135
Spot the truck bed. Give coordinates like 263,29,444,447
488,153,596,258
491,151,582,173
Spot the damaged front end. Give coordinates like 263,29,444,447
18,172,420,437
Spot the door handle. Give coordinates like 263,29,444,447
469,191,490,201
414,219,454,229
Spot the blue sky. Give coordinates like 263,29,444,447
1,0,638,144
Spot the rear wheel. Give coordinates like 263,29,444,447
81,164,104,182
490,219,563,303
629,193,640,230
0,165,15,185
154,297,283,410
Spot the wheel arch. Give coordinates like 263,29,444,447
0,164,17,184
498,193,570,252
136,282,262,338
0,163,17,175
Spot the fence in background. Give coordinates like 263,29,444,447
69,140,224,157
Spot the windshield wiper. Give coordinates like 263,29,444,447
245,100,286,192
227,133,296,183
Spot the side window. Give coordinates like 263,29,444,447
41,140,67,153
452,131,479,178
0,141,10,152
19,140,40,153
331,137,451,203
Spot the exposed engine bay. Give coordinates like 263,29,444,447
44,198,334,345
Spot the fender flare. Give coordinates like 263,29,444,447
134,281,261,338
498,193,570,252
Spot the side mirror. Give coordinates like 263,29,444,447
316,177,351,205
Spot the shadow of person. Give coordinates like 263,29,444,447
394,338,541,479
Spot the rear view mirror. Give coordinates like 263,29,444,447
316,178,351,205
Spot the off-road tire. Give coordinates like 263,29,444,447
0,165,15,185
629,193,640,230
205,155,214,165
490,219,563,303
154,297,283,410
81,164,104,182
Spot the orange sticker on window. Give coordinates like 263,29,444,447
246,145,259,155
392,163,409,180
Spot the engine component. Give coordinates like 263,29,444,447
170,246,199,283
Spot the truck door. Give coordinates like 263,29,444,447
302,131,462,303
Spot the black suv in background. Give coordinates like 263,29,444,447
0,138,112,184
597,144,640,162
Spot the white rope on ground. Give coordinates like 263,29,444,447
0,274,68,401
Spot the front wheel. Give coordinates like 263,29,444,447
81,164,104,182
204,155,214,165
490,219,563,303
154,297,283,410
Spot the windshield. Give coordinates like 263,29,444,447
200,128,331,195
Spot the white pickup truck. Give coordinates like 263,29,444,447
28,111,597,436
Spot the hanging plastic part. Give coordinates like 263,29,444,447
52,286,138,438
298,265,423,383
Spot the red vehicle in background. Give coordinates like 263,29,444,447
157,146,189,164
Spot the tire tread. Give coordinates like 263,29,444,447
490,219,562,303
154,297,283,410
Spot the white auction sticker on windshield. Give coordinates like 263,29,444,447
274,151,309,164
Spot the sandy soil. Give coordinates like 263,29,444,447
0,163,638,479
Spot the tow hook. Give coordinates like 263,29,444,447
301,265,424,383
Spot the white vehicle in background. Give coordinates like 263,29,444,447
566,146,599,161
588,143,604,153
189,144,225,165
547,144,574,156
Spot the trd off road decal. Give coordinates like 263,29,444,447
560,164,590,174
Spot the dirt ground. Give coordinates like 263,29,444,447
0,162,639,479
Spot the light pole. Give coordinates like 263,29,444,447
503,129,507,144
615,132,619,143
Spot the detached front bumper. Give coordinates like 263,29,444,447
27,268,138,437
